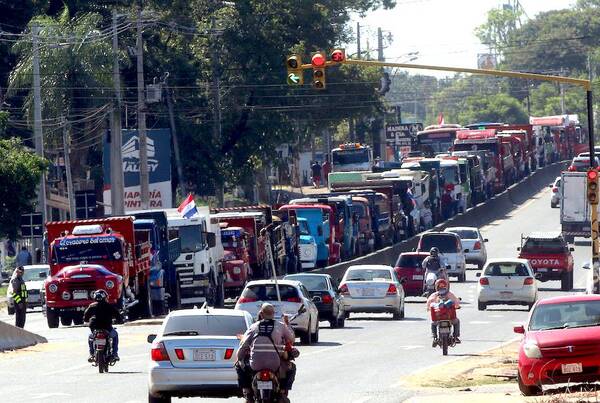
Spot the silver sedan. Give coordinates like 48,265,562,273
444,227,488,270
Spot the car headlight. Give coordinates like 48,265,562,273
48,283,58,293
523,341,542,359
61,291,71,301
106,280,115,289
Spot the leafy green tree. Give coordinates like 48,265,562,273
456,93,528,124
475,6,523,55
0,138,48,240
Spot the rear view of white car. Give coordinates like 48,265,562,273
235,279,320,345
338,265,405,320
147,308,254,403
444,227,488,270
476,258,538,311
550,176,561,208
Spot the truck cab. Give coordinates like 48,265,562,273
296,217,318,270
331,143,373,172
220,226,251,297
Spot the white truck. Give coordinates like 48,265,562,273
560,171,591,244
165,207,225,308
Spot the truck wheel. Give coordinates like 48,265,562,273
73,312,84,326
60,314,72,327
47,309,59,328
215,275,225,308
478,301,486,311
458,272,466,283
173,275,182,310
149,393,171,403
300,322,313,345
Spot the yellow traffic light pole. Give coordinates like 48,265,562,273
292,55,599,280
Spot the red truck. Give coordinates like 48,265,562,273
44,217,151,328
517,232,574,291
219,226,252,298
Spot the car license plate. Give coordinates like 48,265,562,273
412,275,424,280
73,290,88,300
361,288,375,297
257,381,273,390
561,363,583,374
500,291,513,298
93,339,106,347
537,268,547,272
193,349,216,361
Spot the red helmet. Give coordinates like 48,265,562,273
435,279,449,291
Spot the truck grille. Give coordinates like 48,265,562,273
64,280,97,292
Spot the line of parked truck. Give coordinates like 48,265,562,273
37,114,586,329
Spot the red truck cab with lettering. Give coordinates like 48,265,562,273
219,226,252,297
517,232,574,291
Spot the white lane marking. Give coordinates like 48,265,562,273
30,393,72,399
301,341,357,357
489,314,504,318
469,321,492,325
397,345,424,350
353,398,371,403
47,352,148,375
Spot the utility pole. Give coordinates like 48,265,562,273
356,22,361,59
376,27,385,159
210,16,224,204
136,4,150,210
62,118,75,218
164,75,186,196
377,27,384,62
560,68,566,114
111,10,125,215
32,25,47,221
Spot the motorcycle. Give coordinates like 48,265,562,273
90,329,117,373
431,300,459,356
250,307,303,403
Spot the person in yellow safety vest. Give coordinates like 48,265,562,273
10,266,27,328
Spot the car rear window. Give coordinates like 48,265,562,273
396,254,426,268
446,229,478,239
163,315,247,337
346,269,392,281
241,284,300,301
484,262,529,277
522,238,566,254
419,234,458,253
285,275,328,291
529,301,600,331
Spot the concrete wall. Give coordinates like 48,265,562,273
0,320,47,351
312,162,567,282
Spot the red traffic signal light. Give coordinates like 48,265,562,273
589,169,599,181
331,49,346,63
311,52,326,68
588,168,599,205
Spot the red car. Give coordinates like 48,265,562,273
394,252,429,297
514,294,600,396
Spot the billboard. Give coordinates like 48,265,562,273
103,129,172,213
385,123,423,157
477,53,497,70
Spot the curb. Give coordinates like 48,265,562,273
0,320,47,351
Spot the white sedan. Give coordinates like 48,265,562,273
147,308,254,403
477,258,538,311
338,265,405,320
235,279,320,345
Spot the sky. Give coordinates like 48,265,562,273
354,0,576,77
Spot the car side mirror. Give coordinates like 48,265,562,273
297,305,307,314
582,262,591,270
400,277,407,285
534,272,543,280
147,334,157,343
476,272,481,277
446,265,451,270
206,232,217,248
548,184,553,188
570,247,575,252
39,272,47,279
483,239,489,243
513,325,525,334
516,247,521,251
463,249,470,253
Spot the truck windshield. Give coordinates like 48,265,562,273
298,220,310,236
54,236,123,263
169,225,204,253
332,149,370,165
522,238,566,254
454,142,498,153
440,166,459,185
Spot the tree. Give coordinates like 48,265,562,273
457,93,528,124
475,5,523,55
0,138,48,240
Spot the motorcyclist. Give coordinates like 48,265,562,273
426,279,461,346
236,303,296,403
422,247,447,294
83,289,122,362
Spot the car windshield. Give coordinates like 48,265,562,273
529,301,600,331
241,284,300,301
332,149,370,165
54,236,123,263
396,254,426,268
298,220,310,236
522,238,566,254
163,315,247,336
285,275,328,291
484,262,529,276
346,269,391,281
447,229,478,240
22,267,49,281
169,225,204,253
420,234,457,253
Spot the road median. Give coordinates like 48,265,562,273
0,320,47,351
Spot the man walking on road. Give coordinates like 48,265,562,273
16,246,32,267
10,266,27,328
311,160,322,188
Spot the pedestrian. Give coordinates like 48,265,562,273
322,154,331,187
35,248,42,264
16,246,32,267
9,266,27,328
42,231,48,263
441,189,453,220
311,160,322,188
421,200,433,230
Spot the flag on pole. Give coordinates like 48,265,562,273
177,193,198,219
437,113,445,125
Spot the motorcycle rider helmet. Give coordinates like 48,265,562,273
435,278,449,293
93,289,108,302
430,247,439,257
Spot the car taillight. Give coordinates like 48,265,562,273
479,277,489,286
386,284,398,295
339,284,349,295
224,348,234,360
474,241,481,250
174,348,185,360
151,342,170,362
568,165,576,171
286,297,302,303
259,370,271,381
238,297,257,304
552,187,558,193
524,277,534,285
321,294,333,304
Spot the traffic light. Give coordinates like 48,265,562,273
286,54,303,86
311,51,326,89
588,168,599,205
330,48,346,63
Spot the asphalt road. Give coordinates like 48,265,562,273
0,185,591,403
